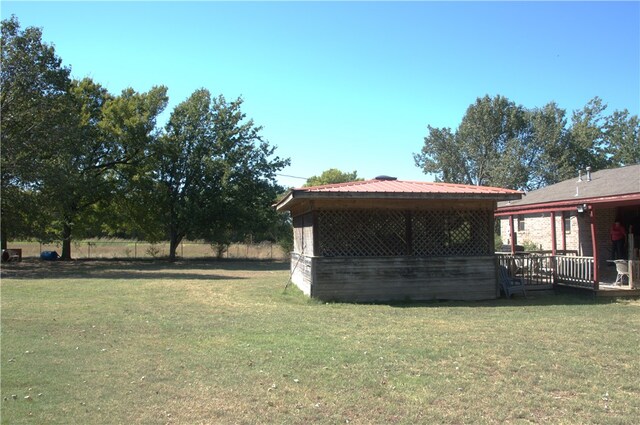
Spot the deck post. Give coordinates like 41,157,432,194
550,212,557,255
509,215,516,254
589,206,599,289
312,210,319,257
630,260,639,289
560,212,567,251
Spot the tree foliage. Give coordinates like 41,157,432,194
1,17,289,260
605,109,640,166
415,94,639,191
137,89,289,260
1,15,71,249
304,168,362,187
567,97,610,173
524,102,572,189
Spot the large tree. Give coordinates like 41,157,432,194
149,89,289,261
1,16,168,258
412,126,464,183
456,95,530,188
415,95,532,189
568,96,611,173
0,16,71,249
415,95,636,191
605,109,640,166
36,79,168,259
525,102,573,189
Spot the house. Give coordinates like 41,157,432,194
275,177,522,302
495,164,640,290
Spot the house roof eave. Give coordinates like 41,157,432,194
277,190,522,212
495,192,640,216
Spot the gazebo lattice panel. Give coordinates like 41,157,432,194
317,209,492,257
318,210,407,257
412,210,492,257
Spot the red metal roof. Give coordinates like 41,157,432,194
275,178,523,211
296,179,523,196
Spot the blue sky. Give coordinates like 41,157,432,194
3,1,639,188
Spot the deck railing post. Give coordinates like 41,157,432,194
589,207,599,290
508,215,516,254
550,212,557,256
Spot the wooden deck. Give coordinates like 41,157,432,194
596,287,640,298
497,253,640,298
595,262,639,297
555,283,640,298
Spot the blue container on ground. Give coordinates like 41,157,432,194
40,251,59,261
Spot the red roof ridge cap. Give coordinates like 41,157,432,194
295,179,374,191
396,179,523,193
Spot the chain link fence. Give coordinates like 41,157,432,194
7,240,288,260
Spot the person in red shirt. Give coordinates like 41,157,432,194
610,220,627,260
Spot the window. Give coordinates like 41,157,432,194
517,215,525,231
563,212,571,234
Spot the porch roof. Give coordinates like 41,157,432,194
497,165,640,215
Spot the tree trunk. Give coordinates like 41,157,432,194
168,231,184,262
1,224,7,250
61,223,72,260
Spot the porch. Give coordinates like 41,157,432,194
496,252,640,297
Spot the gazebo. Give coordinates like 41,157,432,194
275,177,522,302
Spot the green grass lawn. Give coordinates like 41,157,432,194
1,260,639,424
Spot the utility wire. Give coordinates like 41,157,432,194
276,173,308,180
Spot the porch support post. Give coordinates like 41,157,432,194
312,210,319,257
509,215,516,254
550,211,557,255
560,212,567,251
590,206,599,289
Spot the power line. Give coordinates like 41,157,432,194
276,173,308,180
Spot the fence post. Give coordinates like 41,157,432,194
88,242,90,259
135,242,137,259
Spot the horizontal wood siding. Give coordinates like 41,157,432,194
290,253,313,296
310,256,498,302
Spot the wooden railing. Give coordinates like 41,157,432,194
555,255,595,288
496,253,596,289
496,253,554,287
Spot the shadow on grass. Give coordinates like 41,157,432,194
382,292,630,308
315,287,633,308
0,258,289,281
